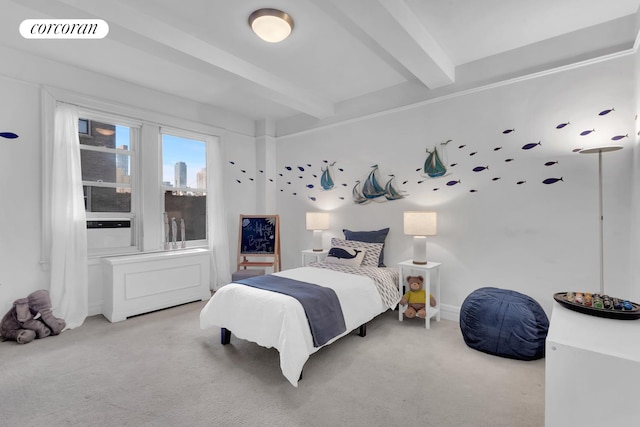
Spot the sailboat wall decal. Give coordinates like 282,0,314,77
320,161,335,190
362,164,385,198
352,180,369,204
424,145,447,178
352,165,405,204
384,175,405,200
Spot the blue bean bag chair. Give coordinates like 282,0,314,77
459,287,549,360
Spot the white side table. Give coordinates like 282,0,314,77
545,302,640,426
301,249,328,266
397,260,441,329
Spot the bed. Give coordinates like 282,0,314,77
199,236,399,386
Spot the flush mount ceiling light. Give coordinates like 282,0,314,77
95,127,115,136
248,8,294,43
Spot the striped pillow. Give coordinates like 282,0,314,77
330,238,383,267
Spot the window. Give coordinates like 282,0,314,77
41,95,220,259
161,131,207,245
79,114,139,254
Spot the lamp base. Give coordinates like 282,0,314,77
412,236,428,265
312,230,323,252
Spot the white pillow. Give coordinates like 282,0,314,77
330,238,383,267
325,245,367,267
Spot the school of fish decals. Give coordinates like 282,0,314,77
227,106,629,203
402,106,629,195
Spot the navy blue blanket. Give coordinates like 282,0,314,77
236,274,346,347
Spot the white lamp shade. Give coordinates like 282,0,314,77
306,212,330,231
403,211,437,236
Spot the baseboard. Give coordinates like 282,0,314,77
440,303,460,322
88,302,102,317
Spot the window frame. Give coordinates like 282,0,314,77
77,110,142,256
160,126,211,249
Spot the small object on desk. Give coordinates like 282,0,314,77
593,297,603,309
553,292,640,319
575,292,583,304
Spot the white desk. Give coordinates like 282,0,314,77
397,260,441,329
545,302,640,426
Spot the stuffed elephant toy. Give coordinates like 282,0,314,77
0,289,66,344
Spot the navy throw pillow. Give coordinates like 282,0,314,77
343,228,390,267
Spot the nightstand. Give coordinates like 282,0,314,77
397,260,441,329
301,249,328,266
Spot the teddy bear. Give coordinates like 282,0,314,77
0,289,66,344
400,275,436,319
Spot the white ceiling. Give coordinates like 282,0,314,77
2,0,639,123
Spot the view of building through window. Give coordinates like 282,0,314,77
162,133,207,242
79,119,132,213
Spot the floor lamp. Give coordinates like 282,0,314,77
579,145,623,295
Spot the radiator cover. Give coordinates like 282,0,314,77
102,248,211,322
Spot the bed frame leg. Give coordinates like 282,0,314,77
221,328,231,345
358,324,366,337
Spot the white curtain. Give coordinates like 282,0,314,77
207,136,231,289
50,103,88,329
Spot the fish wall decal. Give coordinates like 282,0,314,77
543,178,563,184
522,142,541,150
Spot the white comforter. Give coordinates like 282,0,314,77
199,266,396,386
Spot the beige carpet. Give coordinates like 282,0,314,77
0,301,544,426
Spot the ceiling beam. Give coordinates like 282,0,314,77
326,0,455,89
54,0,335,119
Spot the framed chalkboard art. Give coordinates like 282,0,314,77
237,214,281,272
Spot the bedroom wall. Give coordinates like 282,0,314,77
274,54,637,317
0,45,257,315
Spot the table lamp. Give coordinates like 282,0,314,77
306,212,329,252
404,211,437,264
